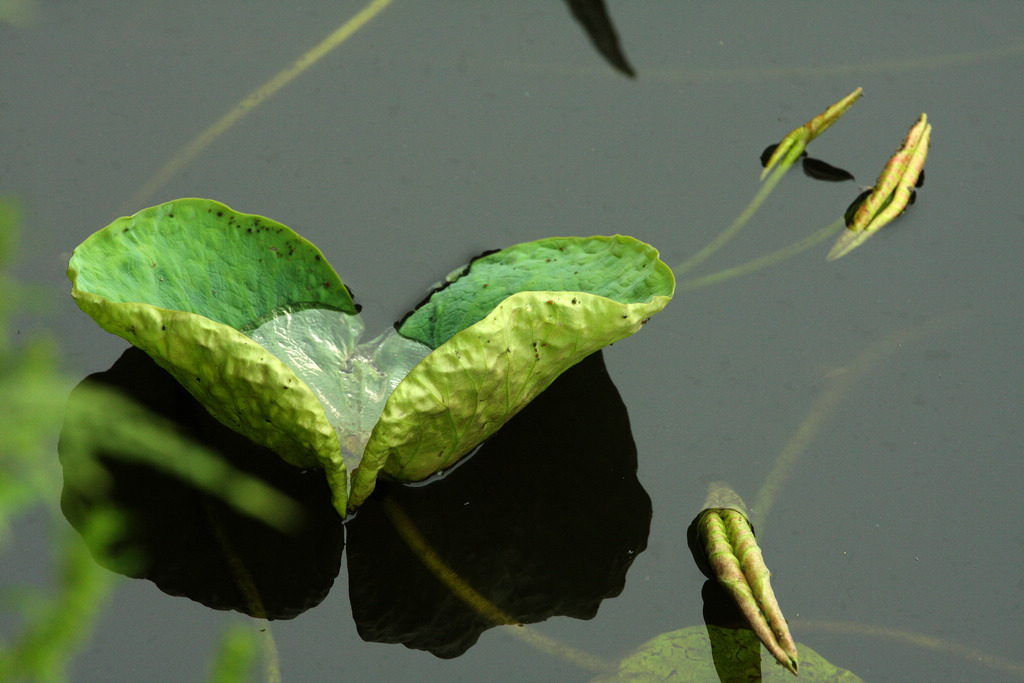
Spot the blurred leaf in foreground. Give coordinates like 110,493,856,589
693,482,799,675
761,87,863,180
828,113,931,261
205,622,258,683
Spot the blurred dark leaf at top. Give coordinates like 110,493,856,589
564,0,636,77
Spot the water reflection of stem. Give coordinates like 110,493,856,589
380,495,613,674
678,219,842,292
751,316,958,531
205,500,282,683
126,0,394,210
794,619,1024,679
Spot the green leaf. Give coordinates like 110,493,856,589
591,625,863,682
205,622,258,683
69,202,674,518
350,236,674,508
69,198,355,327
68,199,355,510
399,236,675,350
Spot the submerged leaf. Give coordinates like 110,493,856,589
760,144,853,182
760,143,807,168
592,625,863,682
694,482,798,675
843,188,873,226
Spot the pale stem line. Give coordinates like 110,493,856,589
126,0,394,210
795,619,1024,679
674,155,798,276
507,42,1024,83
678,218,842,292
205,500,282,682
751,316,958,531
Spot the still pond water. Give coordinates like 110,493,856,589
3,2,1023,681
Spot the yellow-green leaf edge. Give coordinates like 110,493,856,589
67,199,353,511
351,235,675,510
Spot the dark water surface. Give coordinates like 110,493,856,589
3,2,1023,681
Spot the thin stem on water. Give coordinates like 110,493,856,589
674,154,800,276
794,619,1024,680
676,87,861,277
679,218,843,292
126,0,394,210
751,315,960,531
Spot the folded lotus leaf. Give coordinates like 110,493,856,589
68,199,355,509
70,201,675,518
349,236,675,509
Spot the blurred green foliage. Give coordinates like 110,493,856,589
0,196,264,682
0,0,35,27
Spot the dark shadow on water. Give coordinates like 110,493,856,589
58,348,651,656
58,347,345,620
347,350,651,658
